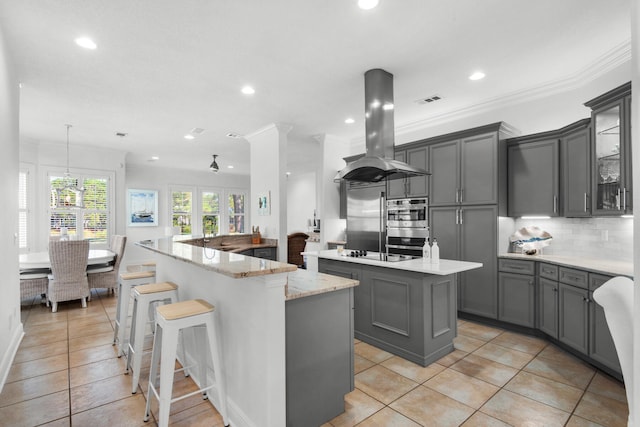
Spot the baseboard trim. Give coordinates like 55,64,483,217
0,322,24,392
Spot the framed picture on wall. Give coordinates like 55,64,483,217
127,189,158,227
258,191,270,216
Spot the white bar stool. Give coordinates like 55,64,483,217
144,299,229,427
126,281,179,395
113,270,156,356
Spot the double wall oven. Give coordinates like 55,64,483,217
386,197,429,257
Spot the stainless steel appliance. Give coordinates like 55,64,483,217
386,198,429,257
335,69,430,183
345,181,386,256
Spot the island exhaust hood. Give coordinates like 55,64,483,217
335,69,430,182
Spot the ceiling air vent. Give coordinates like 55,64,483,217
190,127,205,135
115,132,128,137
415,95,442,105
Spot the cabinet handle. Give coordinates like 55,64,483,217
553,287,558,292
459,209,463,225
584,193,588,213
455,209,460,225
455,189,459,203
459,188,464,203
623,187,627,211
553,195,558,213
617,188,621,210
583,297,591,303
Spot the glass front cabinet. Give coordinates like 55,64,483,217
585,82,632,215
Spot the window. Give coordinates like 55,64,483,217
49,173,110,243
201,190,220,237
18,166,33,252
228,193,245,234
171,190,193,235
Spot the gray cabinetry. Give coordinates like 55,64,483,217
429,132,500,206
558,282,589,354
286,288,354,427
589,273,621,372
507,138,560,217
432,205,498,319
585,82,632,215
318,258,457,367
537,263,559,338
562,120,592,217
387,146,428,198
557,266,589,354
498,259,535,327
428,140,459,205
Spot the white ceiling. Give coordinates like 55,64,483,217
0,0,631,175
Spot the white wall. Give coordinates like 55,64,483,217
286,171,316,234
0,24,22,391
247,123,289,262
124,164,250,266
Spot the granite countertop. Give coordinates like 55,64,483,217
305,250,482,275
285,268,359,301
136,236,296,279
178,235,277,253
499,253,633,278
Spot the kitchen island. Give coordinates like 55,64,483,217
136,237,359,427
309,250,482,366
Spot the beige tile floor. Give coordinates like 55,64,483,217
3,290,628,427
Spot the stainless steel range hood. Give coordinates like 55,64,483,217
336,69,430,182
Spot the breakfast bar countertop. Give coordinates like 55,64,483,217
285,268,359,301
136,236,296,279
499,253,633,278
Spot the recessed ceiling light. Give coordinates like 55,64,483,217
345,118,355,124
358,0,379,10
150,156,159,161
469,71,486,81
184,134,195,140
241,85,255,95
75,37,97,50
286,172,292,176
227,165,234,169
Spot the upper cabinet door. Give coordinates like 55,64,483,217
406,146,428,197
592,100,625,215
562,125,591,217
585,81,632,216
508,139,561,217
429,140,460,206
460,133,499,205
387,150,407,199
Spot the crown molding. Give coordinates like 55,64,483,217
244,122,293,140
392,39,631,139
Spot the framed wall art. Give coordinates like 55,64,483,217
127,189,158,227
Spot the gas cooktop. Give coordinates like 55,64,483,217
341,250,416,262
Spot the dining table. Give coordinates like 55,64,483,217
19,249,116,272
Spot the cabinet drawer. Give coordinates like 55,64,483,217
498,259,535,275
559,267,588,289
589,273,614,291
538,263,559,281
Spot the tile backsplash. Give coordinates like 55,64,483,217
504,217,633,262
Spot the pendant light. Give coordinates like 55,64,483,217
55,124,85,208
209,154,219,173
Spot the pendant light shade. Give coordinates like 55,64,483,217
55,124,85,208
209,154,219,173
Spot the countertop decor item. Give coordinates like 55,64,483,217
510,226,553,255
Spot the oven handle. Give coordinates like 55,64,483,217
386,244,423,250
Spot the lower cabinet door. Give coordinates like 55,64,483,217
498,272,535,327
538,278,559,338
558,283,589,353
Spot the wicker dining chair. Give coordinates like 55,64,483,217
48,240,90,312
20,272,48,302
88,234,127,297
287,232,309,267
